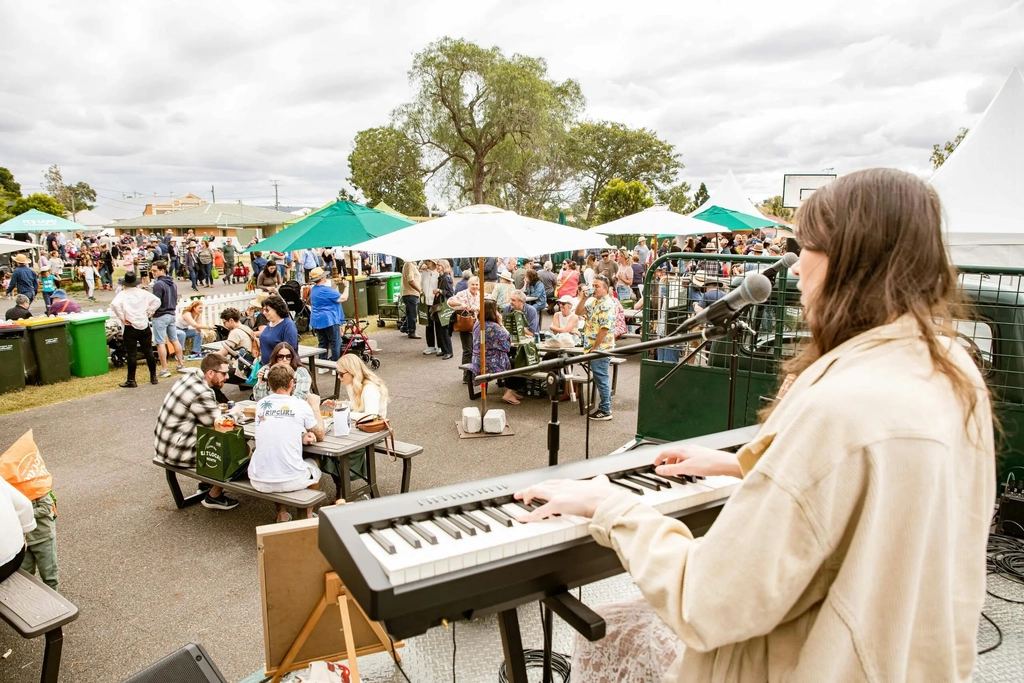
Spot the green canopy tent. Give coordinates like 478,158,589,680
688,170,781,232
242,200,415,352
0,209,83,233
691,205,780,231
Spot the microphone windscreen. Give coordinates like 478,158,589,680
740,272,773,305
780,252,799,268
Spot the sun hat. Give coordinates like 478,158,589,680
51,289,67,299
123,272,140,287
40,265,50,271
13,254,29,265
557,295,574,305
751,242,765,252
309,267,326,282
499,272,514,282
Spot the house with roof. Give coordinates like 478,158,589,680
112,202,297,243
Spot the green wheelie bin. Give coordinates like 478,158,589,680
341,275,369,322
17,317,71,385
0,323,26,394
366,274,388,316
65,312,111,377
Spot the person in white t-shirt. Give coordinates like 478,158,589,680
248,364,325,522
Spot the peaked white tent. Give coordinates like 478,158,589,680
931,67,1024,267
689,170,770,220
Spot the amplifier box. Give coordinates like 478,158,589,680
997,485,1024,539
120,643,226,683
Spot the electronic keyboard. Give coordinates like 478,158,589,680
318,425,758,639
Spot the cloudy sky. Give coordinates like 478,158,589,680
1,0,1022,216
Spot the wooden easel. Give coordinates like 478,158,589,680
257,518,402,683
268,572,401,683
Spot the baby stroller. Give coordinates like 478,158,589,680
106,318,127,369
278,280,310,334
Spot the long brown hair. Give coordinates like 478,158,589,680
786,168,986,425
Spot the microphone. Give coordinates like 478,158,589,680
679,272,772,332
761,252,799,278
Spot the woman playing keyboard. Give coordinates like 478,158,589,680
516,168,994,683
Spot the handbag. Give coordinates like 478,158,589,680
504,310,528,345
454,311,476,332
355,414,396,459
514,341,539,368
437,300,455,326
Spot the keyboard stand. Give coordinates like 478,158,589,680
498,608,529,682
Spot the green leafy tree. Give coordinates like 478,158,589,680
11,193,65,217
657,182,694,214
43,164,96,217
595,178,654,224
757,195,793,221
336,186,362,204
395,37,584,205
564,121,681,224
691,182,710,209
0,167,20,199
931,127,968,169
348,126,428,216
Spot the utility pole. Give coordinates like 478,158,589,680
270,179,280,211
211,185,216,203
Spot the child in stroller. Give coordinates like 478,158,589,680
277,280,311,334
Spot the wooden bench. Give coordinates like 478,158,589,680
374,441,424,493
153,458,327,515
0,569,79,683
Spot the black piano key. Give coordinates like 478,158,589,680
622,474,661,491
609,478,644,495
392,524,422,549
408,521,438,545
528,498,548,510
511,499,534,513
650,469,691,486
445,513,477,536
431,516,462,539
641,472,676,488
368,529,397,555
461,510,492,533
480,505,515,527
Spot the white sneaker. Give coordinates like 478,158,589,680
176,365,187,373
422,347,436,354
157,369,172,378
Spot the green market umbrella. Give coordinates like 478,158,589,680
0,209,83,233
691,205,780,231
242,200,414,254
242,200,415,333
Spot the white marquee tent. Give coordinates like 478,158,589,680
690,170,771,219
931,67,1024,267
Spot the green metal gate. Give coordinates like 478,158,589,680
634,254,1024,484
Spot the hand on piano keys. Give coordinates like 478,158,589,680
514,474,619,522
653,444,744,479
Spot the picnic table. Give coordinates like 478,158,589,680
237,401,386,501
203,341,328,394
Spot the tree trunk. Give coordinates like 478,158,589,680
473,160,486,205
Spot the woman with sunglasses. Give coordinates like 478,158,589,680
252,342,312,401
322,354,390,421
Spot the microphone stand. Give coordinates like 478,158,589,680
477,323,735,469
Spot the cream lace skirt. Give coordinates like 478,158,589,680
572,600,683,682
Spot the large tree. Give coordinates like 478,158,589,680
595,178,654,224
691,182,710,209
758,195,793,221
395,37,584,206
348,126,427,216
564,121,681,224
657,182,694,214
931,127,969,169
11,193,65,217
0,167,20,199
43,164,96,217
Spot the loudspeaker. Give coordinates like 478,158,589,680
786,237,801,256
120,643,226,683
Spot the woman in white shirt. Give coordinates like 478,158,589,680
324,353,389,421
0,478,35,583
548,295,580,342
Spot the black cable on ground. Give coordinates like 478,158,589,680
390,634,413,683
979,530,1024,655
978,612,1003,655
497,650,571,683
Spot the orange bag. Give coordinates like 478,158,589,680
0,430,53,501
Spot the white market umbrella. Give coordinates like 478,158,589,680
353,204,609,260
0,237,43,256
354,204,609,417
594,205,716,237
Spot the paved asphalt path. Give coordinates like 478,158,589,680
0,325,644,682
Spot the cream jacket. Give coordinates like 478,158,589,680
590,317,994,682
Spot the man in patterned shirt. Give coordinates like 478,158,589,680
576,274,616,421
154,354,239,510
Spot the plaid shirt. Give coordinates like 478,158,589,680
154,370,219,467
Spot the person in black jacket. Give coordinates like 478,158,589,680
431,260,456,359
